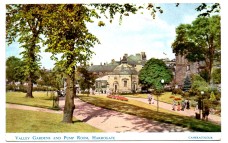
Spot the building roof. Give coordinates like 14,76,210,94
112,64,138,75
88,65,118,73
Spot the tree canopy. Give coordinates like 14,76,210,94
6,5,45,98
77,66,96,92
6,56,25,84
139,58,173,91
172,15,220,82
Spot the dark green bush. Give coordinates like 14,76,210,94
6,84,56,92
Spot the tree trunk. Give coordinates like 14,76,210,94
62,73,75,123
208,37,215,83
26,75,34,98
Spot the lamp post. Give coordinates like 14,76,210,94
157,79,165,112
199,91,204,119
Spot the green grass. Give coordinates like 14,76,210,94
91,94,180,115
78,95,221,132
6,91,57,109
6,108,102,133
158,92,183,104
122,92,183,104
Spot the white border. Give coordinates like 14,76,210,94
2,0,226,143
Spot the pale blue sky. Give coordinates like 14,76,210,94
5,3,209,69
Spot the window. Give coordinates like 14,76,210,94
124,81,127,87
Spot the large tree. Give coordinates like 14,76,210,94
172,15,221,82
6,5,45,98
43,4,100,123
43,4,164,123
139,58,173,91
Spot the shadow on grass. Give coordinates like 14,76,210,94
78,95,221,132
73,120,83,123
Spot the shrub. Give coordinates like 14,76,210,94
6,84,57,92
172,88,183,95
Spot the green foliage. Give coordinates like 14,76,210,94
6,56,25,83
182,76,191,91
191,74,209,92
92,3,164,25
172,15,221,82
43,4,100,76
196,3,220,17
36,67,64,90
6,4,43,75
6,85,56,92
209,91,216,102
212,68,221,84
77,67,96,91
172,88,183,95
139,58,173,91
6,5,46,97
199,69,210,82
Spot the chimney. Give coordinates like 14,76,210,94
141,52,146,60
124,53,128,58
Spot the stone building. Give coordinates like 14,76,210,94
88,52,177,93
107,63,139,93
174,54,205,87
88,52,147,93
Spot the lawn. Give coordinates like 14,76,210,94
122,92,183,104
6,108,102,133
78,95,221,132
91,94,180,115
6,91,56,109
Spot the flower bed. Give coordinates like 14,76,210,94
107,95,128,101
174,97,182,101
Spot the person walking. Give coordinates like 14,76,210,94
177,102,181,111
148,93,152,104
186,100,190,109
203,106,210,121
181,100,185,111
172,100,176,111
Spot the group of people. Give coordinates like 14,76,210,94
172,99,190,111
195,102,210,121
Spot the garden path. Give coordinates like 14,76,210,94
126,97,221,125
92,94,220,125
7,98,191,132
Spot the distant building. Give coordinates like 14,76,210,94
88,52,176,93
174,54,205,87
88,52,147,93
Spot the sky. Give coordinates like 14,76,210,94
5,3,201,69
